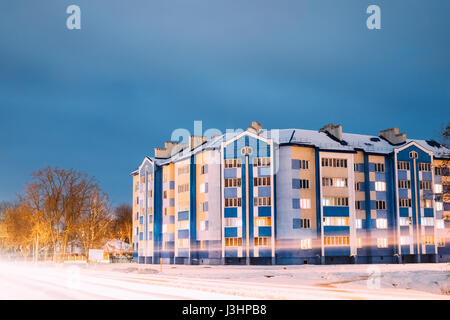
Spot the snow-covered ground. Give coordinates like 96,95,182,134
0,261,449,300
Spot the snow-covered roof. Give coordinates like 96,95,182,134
132,128,450,172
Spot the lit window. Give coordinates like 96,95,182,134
376,218,388,229
323,217,349,226
421,217,434,226
375,181,386,192
436,202,443,211
400,236,411,245
300,198,311,209
422,236,434,245
377,238,388,248
355,219,362,229
434,184,443,194
399,217,411,226
300,239,312,250
357,238,363,248
422,199,432,208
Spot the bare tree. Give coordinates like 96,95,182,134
76,186,112,258
24,167,107,261
112,204,133,255
2,203,35,259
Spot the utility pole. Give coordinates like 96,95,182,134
245,154,250,266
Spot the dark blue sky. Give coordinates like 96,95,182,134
1,0,449,205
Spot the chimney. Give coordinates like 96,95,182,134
379,128,406,145
320,123,343,141
247,121,263,134
154,142,187,158
189,135,207,150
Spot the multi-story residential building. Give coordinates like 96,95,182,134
131,122,450,264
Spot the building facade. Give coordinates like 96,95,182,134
131,122,450,264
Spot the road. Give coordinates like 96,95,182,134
0,262,448,300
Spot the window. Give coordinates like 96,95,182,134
375,181,386,191
292,179,309,189
374,163,385,172
400,236,412,245
300,239,312,250
357,238,363,248
322,197,349,207
254,177,271,187
177,220,189,230
377,238,388,248
399,198,412,207
255,217,272,227
354,163,364,172
398,180,411,189
322,158,347,168
292,159,310,170
201,202,208,212
253,197,271,207
376,201,386,210
163,190,167,199
225,237,242,247
224,198,241,207
355,219,362,229
224,218,242,227
300,218,311,228
178,165,189,175
399,217,411,226
178,239,189,248
254,237,270,247
200,220,208,231
435,202,443,211
437,238,446,247
409,151,418,159
300,198,311,209
322,177,332,187
253,157,271,167
323,217,349,226
177,183,189,193
200,164,208,174
421,199,432,208
398,161,410,170
418,163,431,171
299,160,309,169
225,178,242,188
435,184,443,194
435,167,444,176
300,179,310,189
335,178,348,187
200,183,208,193
422,236,434,245
324,236,350,246
419,181,432,190
224,159,241,168
241,146,253,155
376,219,388,229
355,201,363,210
421,217,434,226
355,182,363,191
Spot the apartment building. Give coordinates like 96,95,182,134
131,122,450,264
